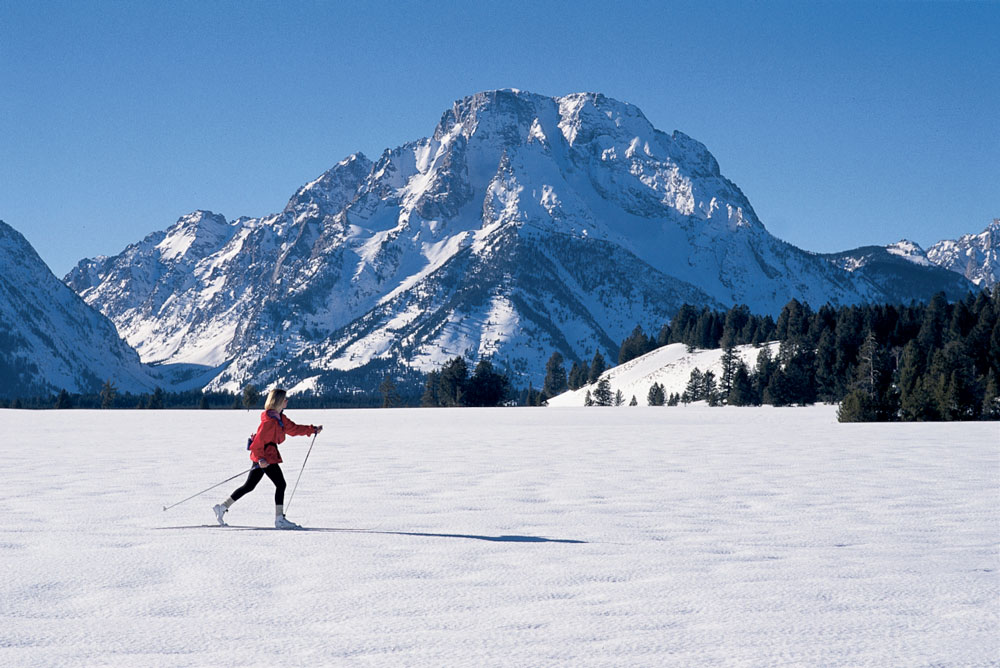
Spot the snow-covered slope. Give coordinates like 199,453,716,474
547,342,779,407
65,90,966,392
0,220,162,398
926,219,1000,289
4,408,997,666
820,241,975,303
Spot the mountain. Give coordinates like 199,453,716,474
64,89,975,393
819,240,976,303
926,219,999,289
0,220,163,399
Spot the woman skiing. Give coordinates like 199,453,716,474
214,388,322,529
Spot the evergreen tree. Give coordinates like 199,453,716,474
199,394,210,410
981,371,1000,419
753,347,776,403
584,390,594,407
99,379,117,410
695,308,721,348
683,368,703,402
647,382,666,406
838,332,896,420
813,329,840,402
149,387,165,410
629,395,638,406
669,304,699,345
928,342,981,420
593,379,613,406
543,352,569,397
438,357,469,407
783,349,818,406
763,369,792,406
242,384,260,411
568,361,588,390
614,389,625,407
619,326,654,364
667,392,680,406
837,389,880,422
833,307,865,397
916,292,949,352
719,344,738,397
900,375,938,421
727,362,756,406
464,359,511,407
702,370,719,406
775,299,812,345
990,318,1000,378
55,388,72,409
721,304,751,347
656,323,671,347
379,377,402,408
421,370,441,407
588,351,607,384
12,397,22,409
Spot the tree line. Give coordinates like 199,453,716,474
2,382,389,410
420,357,513,407
541,290,1000,421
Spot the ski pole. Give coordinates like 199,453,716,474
285,432,318,513
162,467,253,512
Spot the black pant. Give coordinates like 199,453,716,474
230,464,287,505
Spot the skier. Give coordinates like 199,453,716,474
213,388,322,529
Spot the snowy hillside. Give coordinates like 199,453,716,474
926,219,1000,289
64,89,971,394
3,408,997,666
0,220,165,398
547,342,780,407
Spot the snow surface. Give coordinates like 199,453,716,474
2,407,997,667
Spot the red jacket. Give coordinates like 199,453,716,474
249,410,317,466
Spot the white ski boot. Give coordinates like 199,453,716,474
274,514,301,530
213,504,228,526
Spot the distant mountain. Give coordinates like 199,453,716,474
820,240,975,303
926,219,999,289
63,89,980,392
0,220,163,399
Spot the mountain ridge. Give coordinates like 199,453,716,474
60,89,985,392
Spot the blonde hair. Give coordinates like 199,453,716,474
264,388,287,411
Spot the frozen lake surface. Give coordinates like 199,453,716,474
2,406,997,666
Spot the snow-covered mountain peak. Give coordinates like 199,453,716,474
926,218,1000,288
155,210,234,263
885,239,931,266
284,152,373,217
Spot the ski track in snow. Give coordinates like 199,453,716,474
1,406,997,667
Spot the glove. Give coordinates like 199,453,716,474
313,425,323,434
259,458,269,468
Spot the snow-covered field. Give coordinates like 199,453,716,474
2,406,997,667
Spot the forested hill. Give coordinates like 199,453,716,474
545,289,1000,421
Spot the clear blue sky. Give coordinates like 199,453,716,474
2,0,997,276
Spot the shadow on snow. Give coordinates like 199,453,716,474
155,525,587,544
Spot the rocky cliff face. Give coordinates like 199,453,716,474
926,219,1000,289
